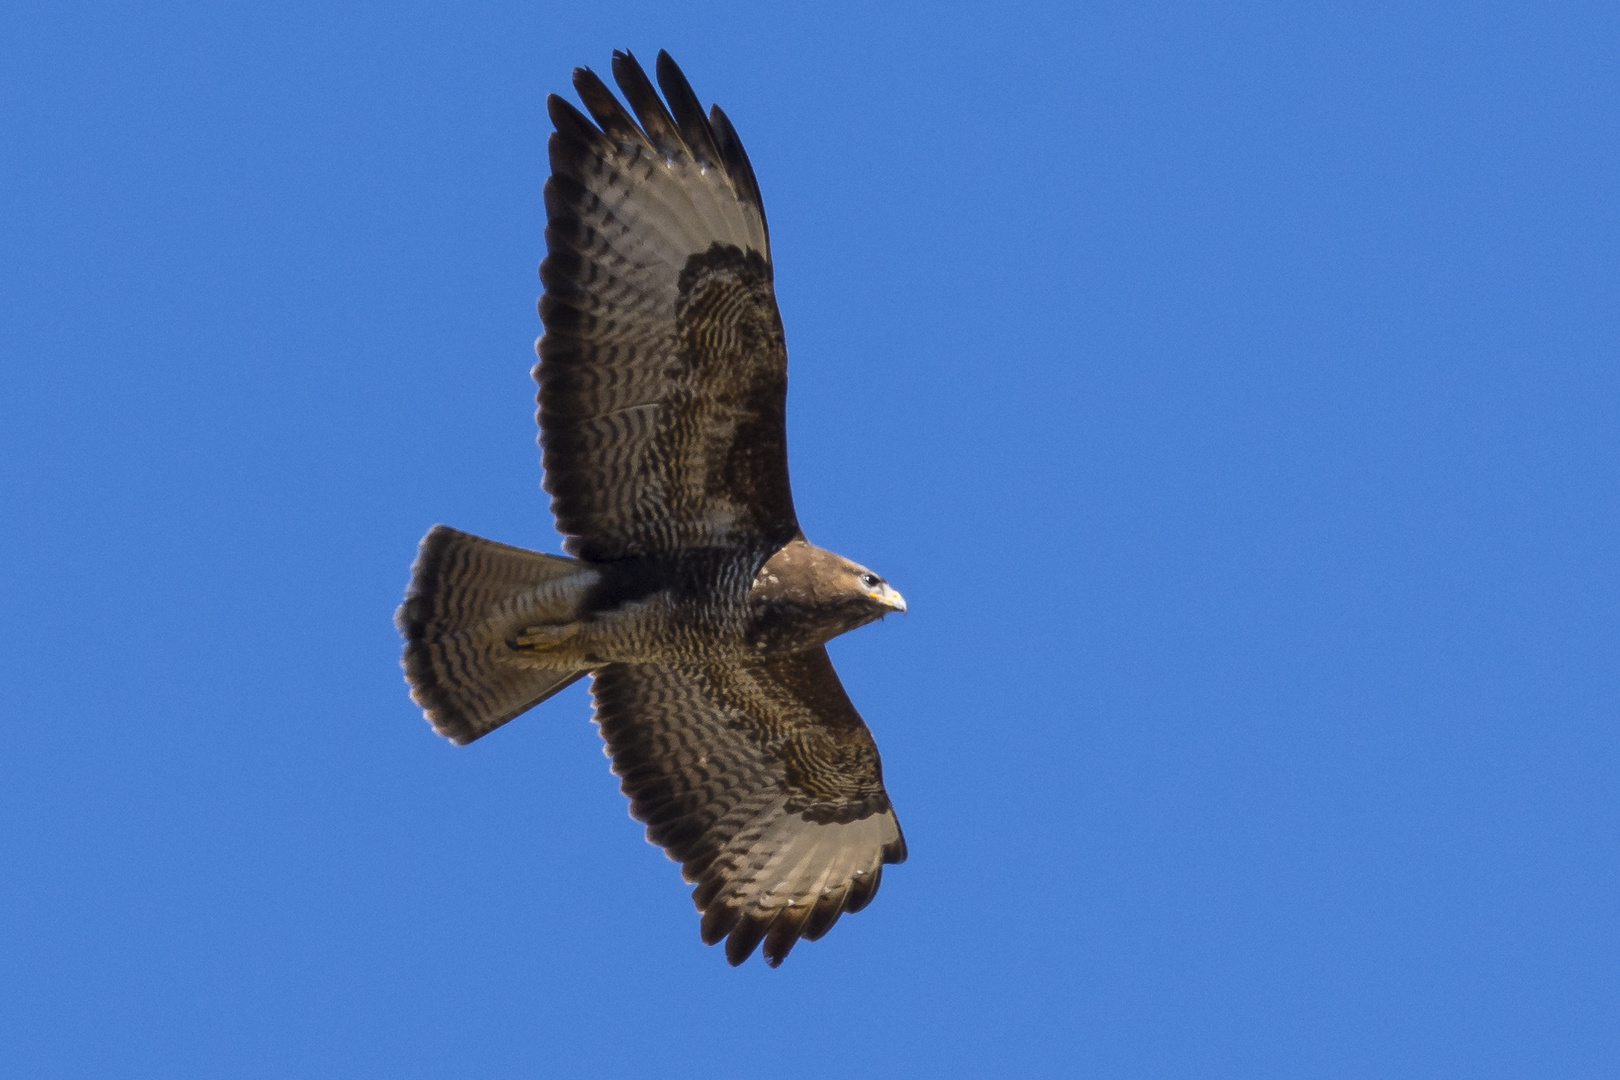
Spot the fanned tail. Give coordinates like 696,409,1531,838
397,525,595,744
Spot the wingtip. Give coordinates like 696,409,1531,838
723,911,773,966
610,48,640,83
652,50,685,96
761,905,809,966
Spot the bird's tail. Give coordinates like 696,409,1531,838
396,524,595,744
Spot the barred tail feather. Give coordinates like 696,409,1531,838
397,525,593,744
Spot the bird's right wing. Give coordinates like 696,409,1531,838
538,50,801,562
590,647,906,966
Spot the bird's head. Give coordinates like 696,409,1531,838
746,540,906,650
844,562,908,618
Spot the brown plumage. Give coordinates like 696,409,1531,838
397,50,907,968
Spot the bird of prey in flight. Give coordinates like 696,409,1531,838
398,50,907,967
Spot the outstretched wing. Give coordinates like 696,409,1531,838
538,50,800,562
591,647,906,967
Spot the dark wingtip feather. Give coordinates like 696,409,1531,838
700,902,740,946
885,824,909,864
708,103,768,244
845,865,883,913
654,50,722,168
547,95,605,147
610,49,687,161
554,50,770,254
800,886,848,942
724,911,776,966
690,873,725,911
761,905,810,967
572,65,644,146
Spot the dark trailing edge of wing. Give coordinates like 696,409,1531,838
701,861,894,967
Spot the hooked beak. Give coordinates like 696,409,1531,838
868,583,907,614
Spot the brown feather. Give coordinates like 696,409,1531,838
572,67,648,148
396,526,592,744
654,49,724,168
536,52,787,561
610,51,689,163
592,649,904,966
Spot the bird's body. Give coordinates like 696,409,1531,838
398,50,907,967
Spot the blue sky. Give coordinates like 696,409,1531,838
3,1,1617,1076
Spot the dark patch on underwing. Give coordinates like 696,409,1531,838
668,243,799,550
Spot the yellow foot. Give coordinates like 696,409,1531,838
508,623,580,654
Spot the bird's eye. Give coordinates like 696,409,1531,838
860,573,879,588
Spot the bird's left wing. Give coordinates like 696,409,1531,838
591,647,906,966
538,50,801,562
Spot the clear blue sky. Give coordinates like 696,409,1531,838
4,2,1616,1076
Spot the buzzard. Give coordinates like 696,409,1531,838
397,51,908,967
